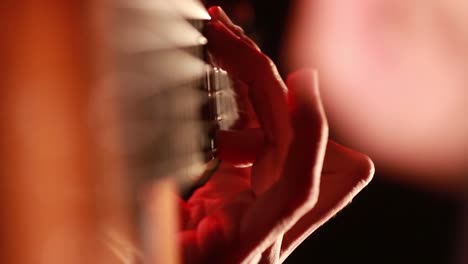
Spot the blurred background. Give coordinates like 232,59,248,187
205,0,467,263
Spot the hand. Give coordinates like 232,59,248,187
177,6,374,264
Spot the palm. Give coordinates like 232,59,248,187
180,164,255,263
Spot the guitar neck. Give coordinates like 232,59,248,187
113,1,238,189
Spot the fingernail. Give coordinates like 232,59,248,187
234,25,245,34
216,6,231,23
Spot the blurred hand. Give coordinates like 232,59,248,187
177,6,374,264
284,0,468,189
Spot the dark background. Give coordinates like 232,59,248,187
285,177,463,264
205,1,465,263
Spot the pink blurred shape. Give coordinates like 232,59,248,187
284,0,468,190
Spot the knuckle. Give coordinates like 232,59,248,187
319,119,329,142
312,112,328,135
301,184,320,210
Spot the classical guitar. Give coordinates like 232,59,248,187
0,0,237,263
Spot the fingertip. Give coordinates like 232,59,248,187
286,69,327,138
205,20,264,83
207,6,222,20
205,20,239,45
210,6,246,35
286,69,317,114
286,68,319,100
179,230,200,263
327,140,375,185
357,153,375,185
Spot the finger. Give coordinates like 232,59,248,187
186,162,254,226
216,128,264,165
208,6,260,51
259,237,282,264
232,69,328,262
179,230,200,263
205,20,290,144
230,79,259,129
177,196,190,229
208,6,244,35
205,21,292,194
182,192,255,263
216,79,259,166
279,140,374,262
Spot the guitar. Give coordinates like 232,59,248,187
0,0,237,263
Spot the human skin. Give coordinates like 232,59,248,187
177,7,375,264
